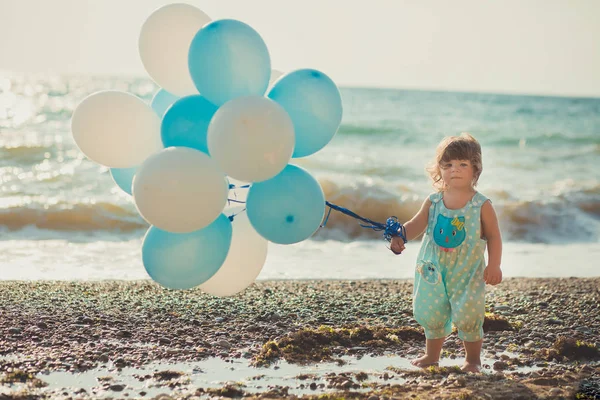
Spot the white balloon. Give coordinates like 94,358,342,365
139,4,211,96
133,147,228,233
208,96,294,182
200,211,268,297
71,91,162,168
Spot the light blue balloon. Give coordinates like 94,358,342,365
188,19,271,106
161,95,218,154
151,89,180,117
268,69,343,158
142,214,233,290
246,165,325,244
110,167,137,195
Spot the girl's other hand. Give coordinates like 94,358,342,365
484,265,502,285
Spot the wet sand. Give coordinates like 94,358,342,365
1,278,599,399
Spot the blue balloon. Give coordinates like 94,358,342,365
110,167,137,195
142,214,233,290
268,69,343,158
246,164,325,244
188,19,271,106
161,95,218,154
151,89,180,117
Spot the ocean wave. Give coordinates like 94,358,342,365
316,178,423,240
315,181,600,243
0,144,52,162
330,124,599,149
0,202,147,232
488,133,600,147
498,199,600,243
337,124,394,136
0,183,597,244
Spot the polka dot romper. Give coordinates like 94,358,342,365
412,192,489,342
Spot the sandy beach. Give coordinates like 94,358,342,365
1,278,599,399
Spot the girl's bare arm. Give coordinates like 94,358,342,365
481,200,502,270
404,198,431,241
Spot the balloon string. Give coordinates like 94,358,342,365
322,201,407,244
227,184,251,221
227,208,246,222
226,187,407,244
229,184,251,189
227,184,250,207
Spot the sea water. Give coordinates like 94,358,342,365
0,75,598,281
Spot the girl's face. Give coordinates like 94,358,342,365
440,159,475,190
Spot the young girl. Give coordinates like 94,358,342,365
390,133,502,373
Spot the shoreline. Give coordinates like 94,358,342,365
1,278,599,399
3,241,600,282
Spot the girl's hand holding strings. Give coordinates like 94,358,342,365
390,237,406,255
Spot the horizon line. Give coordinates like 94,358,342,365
2,69,599,100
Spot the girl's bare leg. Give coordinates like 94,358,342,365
461,339,483,372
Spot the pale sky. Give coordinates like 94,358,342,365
1,0,599,97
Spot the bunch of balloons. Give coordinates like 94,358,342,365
71,3,343,296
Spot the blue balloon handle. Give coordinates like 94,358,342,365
384,216,407,243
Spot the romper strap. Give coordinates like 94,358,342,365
470,192,490,208
426,192,441,235
428,192,442,203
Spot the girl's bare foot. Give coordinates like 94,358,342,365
410,354,439,368
461,361,481,373
462,340,483,373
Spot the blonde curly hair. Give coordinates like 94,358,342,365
427,132,483,191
